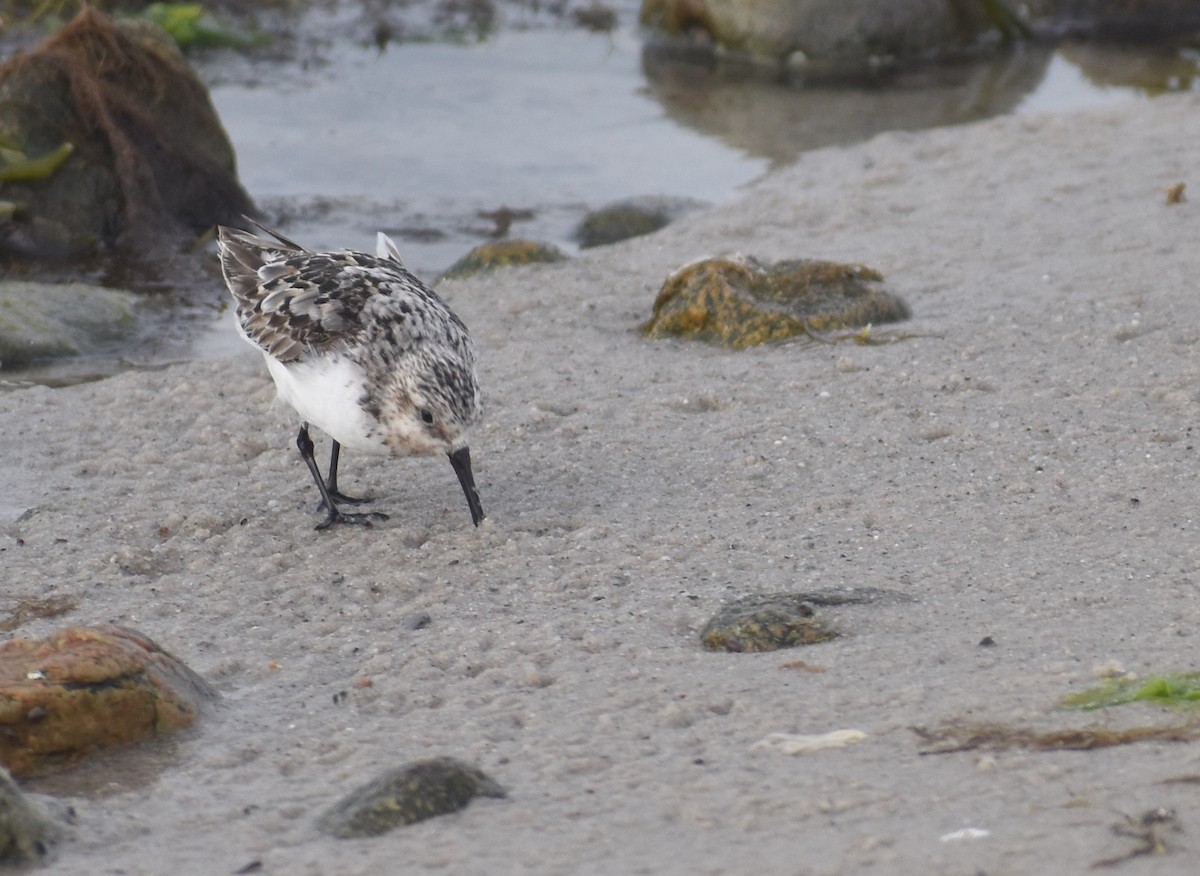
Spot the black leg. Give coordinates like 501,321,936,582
322,440,372,506
296,425,388,530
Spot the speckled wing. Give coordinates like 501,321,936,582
218,228,379,363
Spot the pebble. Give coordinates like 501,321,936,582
317,757,505,838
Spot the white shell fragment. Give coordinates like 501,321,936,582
750,729,867,754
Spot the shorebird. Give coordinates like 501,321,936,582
217,220,484,530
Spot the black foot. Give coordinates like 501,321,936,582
315,509,390,531
317,489,374,512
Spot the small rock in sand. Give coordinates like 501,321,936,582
317,757,505,838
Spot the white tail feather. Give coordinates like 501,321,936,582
376,232,406,266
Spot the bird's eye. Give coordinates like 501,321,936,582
420,409,434,425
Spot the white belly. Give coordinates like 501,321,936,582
264,354,388,455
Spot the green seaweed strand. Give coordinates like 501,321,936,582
0,142,74,183
976,0,1034,41
1063,672,1200,711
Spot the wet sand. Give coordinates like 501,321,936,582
4,92,1200,874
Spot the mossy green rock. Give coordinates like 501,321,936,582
439,239,568,281
0,282,138,368
318,757,505,838
643,254,909,349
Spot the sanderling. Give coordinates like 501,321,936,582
217,220,485,530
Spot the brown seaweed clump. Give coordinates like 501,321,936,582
0,7,256,260
643,255,910,349
912,721,1200,755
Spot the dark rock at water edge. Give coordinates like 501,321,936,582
0,625,216,778
317,757,505,838
643,254,909,349
439,239,569,282
575,195,708,248
0,7,256,262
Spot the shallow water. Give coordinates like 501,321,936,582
1,20,1193,387
206,26,769,274
206,32,1156,277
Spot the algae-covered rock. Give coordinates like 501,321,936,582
701,595,837,652
317,757,505,838
0,625,215,778
701,588,913,652
643,254,909,349
439,239,569,281
0,765,60,866
0,281,139,369
576,195,707,248
0,7,256,260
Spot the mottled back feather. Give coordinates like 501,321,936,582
216,224,466,365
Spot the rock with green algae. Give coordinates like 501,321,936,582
0,281,139,369
439,239,569,281
0,625,215,778
701,588,911,652
643,254,909,349
317,757,505,838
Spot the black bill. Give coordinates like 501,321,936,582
448,446,485,526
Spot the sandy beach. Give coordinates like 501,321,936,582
4,91,1200,874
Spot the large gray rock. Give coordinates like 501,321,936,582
639,0,1052,75
641,0,1200,77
